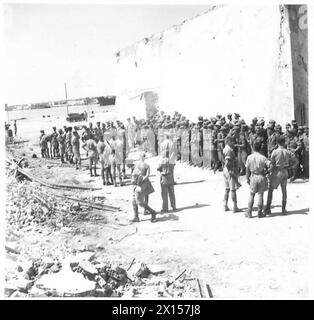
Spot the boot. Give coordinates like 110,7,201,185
245,206,252,218
257,205,264,218
233,204,241,213
131,203,140,223
90,168,94,177
150,209,157,223
223,192,230,211
223,200,230,211
282,201,287,214
264,207,271,216
94,168,98,177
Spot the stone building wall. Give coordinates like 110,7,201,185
114,5,297,124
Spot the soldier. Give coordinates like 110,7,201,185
81,126,90,143
160,127,177,177
227,113,233,127
234,113,241,123
267,123,277,158
50,126,59,158
65,127,73,163
39,130,49,158
72,131,81,170
202,122,211,169
291,120,298,131
109,135,124,187
211,122,219,172
222,136,242,212
190,123,202,167
180,122,190,164
94,122,102,142
297,126,305,177
13,120,17,137
236,124,250,176
82,136,98,177
131,152,157,223
267,120,276,138
264,136,298,216
97,135,106,156
217,124,228,169
251,117,258,131
302,126,309,179
117,123,127,179
286,128,302,182
250,124,267,157
57,129,66,163
157,150,176,213
100,139,112,185
245,141,269,218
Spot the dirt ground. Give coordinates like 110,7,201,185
5,113,310,299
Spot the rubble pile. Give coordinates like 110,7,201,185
6,176,108,230
5,251,198,298
5,252,196,298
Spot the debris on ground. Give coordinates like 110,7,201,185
4,249,198,298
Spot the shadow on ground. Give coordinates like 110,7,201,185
266,207,309,218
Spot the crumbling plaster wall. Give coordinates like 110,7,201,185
287,5,308,125
114,5,294,123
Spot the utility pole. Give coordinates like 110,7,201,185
64,82,69,115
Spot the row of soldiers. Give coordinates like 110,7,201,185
38,112,309,187
124,112,309,181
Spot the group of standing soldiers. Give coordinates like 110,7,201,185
38,110,309,221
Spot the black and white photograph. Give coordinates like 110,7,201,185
1,1,311,301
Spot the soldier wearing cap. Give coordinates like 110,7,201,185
222,135,242,212
82,136,98,177
109,134,124,187
93,121,102,143
258,119,268,151
234,113,240,122
245,140,269,218
202,121,211,169
267,120,276,138
291,120,298,131
180,121,190,164
39,130,49,158
267,123,278,158
301,126,309,178
65,127,74,163
217,124,228,169
227,113,233,123
250,124,267,157
57,129,66,163
160,125,177,176
211,122,220,172
50,126,59,158
72,131,81,170
236,124,250,175
81,126,90,143
157,149,176,214
264,135,298,216
286,128,302,182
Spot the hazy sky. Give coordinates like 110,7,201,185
3,4,210,105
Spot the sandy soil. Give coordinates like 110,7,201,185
5,112,310,299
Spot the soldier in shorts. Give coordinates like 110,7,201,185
82,137,98,177
222,136,242,213
72,131,81,170
264,136,298,216
245,141,269,218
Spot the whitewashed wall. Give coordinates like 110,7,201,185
114,5,294,123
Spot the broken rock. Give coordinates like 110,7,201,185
36,268,96,297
